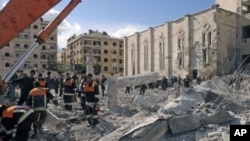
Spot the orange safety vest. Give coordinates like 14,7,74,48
29,87,47,96
83,81,98,93
3,106,16,118
63,78,74,86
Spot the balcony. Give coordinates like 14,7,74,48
243,0,250,6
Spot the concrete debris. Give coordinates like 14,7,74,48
160,92,204,116
204,111,232,124
1,72,249,141
168,115,201,134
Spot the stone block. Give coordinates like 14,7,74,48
221,132,229,141
168,115,201,134
204,111,231,124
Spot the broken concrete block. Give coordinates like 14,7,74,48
160,92,204,116
168,115,201,134
151,104,161,112
133,95,151,110
204,111,231,124
208,132,221,137
222,132,229,141
56,132,65,140
120,120,168,141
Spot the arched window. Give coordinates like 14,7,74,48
41,55,46,59
50,37,54,40
104,41,108,46
33,54,38,58
113,42,117,46
5,63,10,67
15,44,20,48
104,50,108,54
33,35,37,39
104,58,108,62
42,64,46,68
33,25,38,29
104,66,108,71
42,46,46,50
4,53,10,57
112,58,117,62
24,44,29,49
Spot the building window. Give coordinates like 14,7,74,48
24,44,28,49
119,59,123,64
42,64,46,68
119,43,123,48
104,58,108,62
242,25,250,38
112,50,117,54
84,49,87,54
113,42,117,46
50,55,54,59
104,50,108,54
33,54,38,58
144,44,148,71
33,35,37,39
104,66,108,71
4,53,10,57
50,46,55,49
42,46,46,50
15,44,20,48
5,43,9,46
24,34,29,39
16,53,20,57
178,38,181,50
104,41,108,46
159,42,165,70
119,67,123,72
112,58,117,62
33,64,38,67
50,37,54,40
5,63,10,67
33,25,38,29
41,55,46,59
112,67,117,73
202,33,206,46
208,32,212,46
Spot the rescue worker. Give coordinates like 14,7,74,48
78,70,87,112
37,73,47,88
63,72,76,111
83,73,99,127
26,81,58,138
58,71,64,97
0,104,35,141
100,75,107,96
11,70,36,105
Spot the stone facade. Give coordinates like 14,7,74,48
0,18,57,76
61,30,124,76
124,2,250,78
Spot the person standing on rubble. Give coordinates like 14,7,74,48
83,73,99,127
101,75,107,97
37,73,47,88
0,104,35,141
11,70,36,105
183,75,191,88
139,84,147,95
63,72,76,111
26,81,58,138
45,71,52,92
6,73,18,102
161,76,168,91
78,70,87,114
58,71,64,97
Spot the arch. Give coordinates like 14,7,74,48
4,53,10,57
104,66,108,71
5,63,10,67
104,58,108,62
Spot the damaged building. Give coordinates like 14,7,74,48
124,0,250,78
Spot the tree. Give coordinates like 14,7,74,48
47,56,59,71
93,64,101,75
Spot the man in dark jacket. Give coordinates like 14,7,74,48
100,75,107,96
11,70,36,105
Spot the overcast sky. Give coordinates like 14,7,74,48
0,0,215,49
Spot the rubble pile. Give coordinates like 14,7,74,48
3,73,249,141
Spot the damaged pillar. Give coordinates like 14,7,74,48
106,72,159,111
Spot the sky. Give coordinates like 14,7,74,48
0,0,215,49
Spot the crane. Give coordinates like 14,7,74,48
0,0,81,95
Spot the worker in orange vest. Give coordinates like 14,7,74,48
0,104,35,141
27,81,58,138
83,73,99,127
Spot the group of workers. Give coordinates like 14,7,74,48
0,69,100,141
